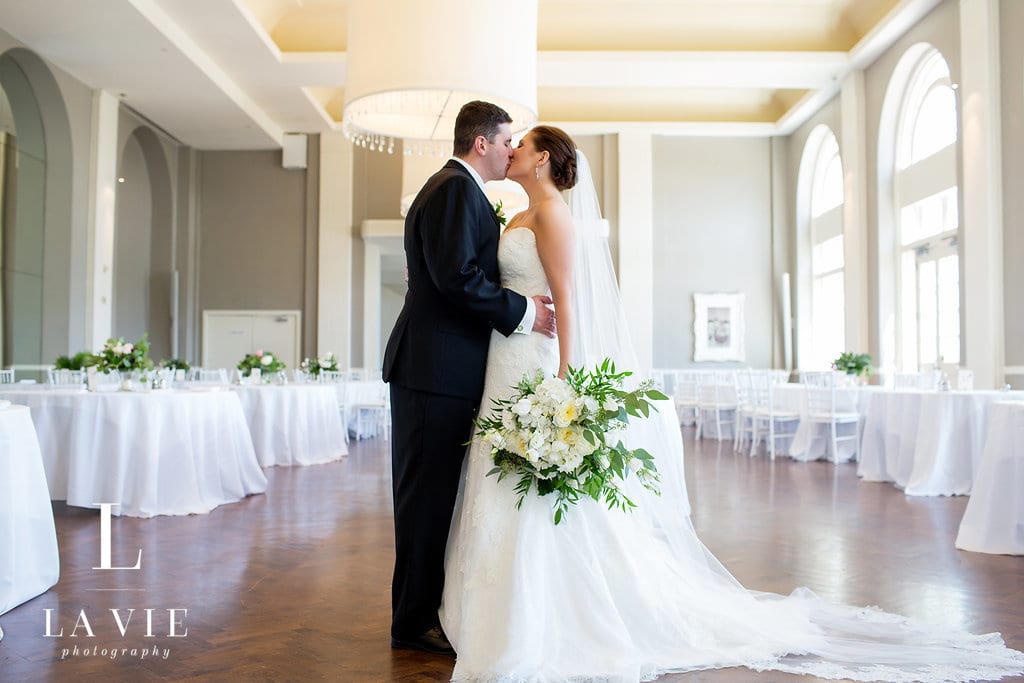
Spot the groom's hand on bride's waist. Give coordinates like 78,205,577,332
532,295,557,338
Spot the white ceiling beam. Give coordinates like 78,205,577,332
538,51,848,89
129,0,283,146
546,120,779,137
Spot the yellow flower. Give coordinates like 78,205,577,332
554,401,578,427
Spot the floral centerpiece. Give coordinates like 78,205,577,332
54,350,98,370
832,352,874,380
159,358,191,372
474,359,665,525
96,335,154,375
238,349,285,377
300,351,339,377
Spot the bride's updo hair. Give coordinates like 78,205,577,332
530,125,578,191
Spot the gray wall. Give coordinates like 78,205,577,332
198,150,309,316
1000,0,1024,383
350,145,403,364
651,136,774,368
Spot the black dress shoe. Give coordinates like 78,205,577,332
391,626,455,656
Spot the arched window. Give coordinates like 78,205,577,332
894,48,959,371
799,126,845,370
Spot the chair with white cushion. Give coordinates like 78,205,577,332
748,370,800,459
695,371,737,441
804,373,861,463
733,369,756,452
673,371,700,427
352,382,391,441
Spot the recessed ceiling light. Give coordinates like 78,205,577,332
117,177,125,183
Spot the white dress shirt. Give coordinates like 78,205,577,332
449,157,535,335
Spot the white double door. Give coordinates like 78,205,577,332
202,310,301,371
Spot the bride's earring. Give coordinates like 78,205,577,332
535,166,540,181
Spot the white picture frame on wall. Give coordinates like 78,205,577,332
693,292,745,362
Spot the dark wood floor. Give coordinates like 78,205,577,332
1,430,1022,682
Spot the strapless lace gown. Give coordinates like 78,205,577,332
439,227,1024,683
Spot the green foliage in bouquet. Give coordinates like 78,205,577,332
54,350,98,371
237,350,285,377
96,335,154,374
300,351,339,377
832,351,874,378
474,358,667,525
159,358,191,371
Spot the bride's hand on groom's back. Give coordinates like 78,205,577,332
532,295,556,338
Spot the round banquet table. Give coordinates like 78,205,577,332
231,384,347,466
955,400,1024,554
857,388,1024,496
0,388,267,518
0,404,59,615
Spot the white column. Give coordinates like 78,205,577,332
318,133,354,366
617,132,654,373
840,70,870,356
85,90,119,349
363,241,382,370
959,0,1004,389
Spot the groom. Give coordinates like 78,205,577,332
382,101,555,655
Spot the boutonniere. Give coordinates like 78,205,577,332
493,200,507,226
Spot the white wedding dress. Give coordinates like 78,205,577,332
439,225,1024,683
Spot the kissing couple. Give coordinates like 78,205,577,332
382,100,1024,682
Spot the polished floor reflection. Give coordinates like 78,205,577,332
1,430,1021,682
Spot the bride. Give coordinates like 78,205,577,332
438,125,1024,682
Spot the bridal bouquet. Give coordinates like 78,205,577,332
474,359,665,524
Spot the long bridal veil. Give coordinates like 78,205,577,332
563,149,1024,682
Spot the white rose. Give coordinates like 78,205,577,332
261,354,274,366
512,398,532,416
529,432,546,450
123,343,134,354
603,398,619,412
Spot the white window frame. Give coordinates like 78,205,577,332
893,47,959,372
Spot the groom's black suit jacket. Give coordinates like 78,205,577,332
383,160,527,402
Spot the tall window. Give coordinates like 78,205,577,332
895,49,959,371
807,128,845,369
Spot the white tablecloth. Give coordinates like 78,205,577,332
232,385,347,466
0,405,59,615
956,400,1024,554
857,389,1024,496
0,388,267,517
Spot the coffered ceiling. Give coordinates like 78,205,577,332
0,0,942,149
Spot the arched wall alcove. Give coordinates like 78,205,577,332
113,124,174,361
0,47,72,374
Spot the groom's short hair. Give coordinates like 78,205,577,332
453,101,512,157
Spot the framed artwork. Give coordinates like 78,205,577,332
693,292,745,362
